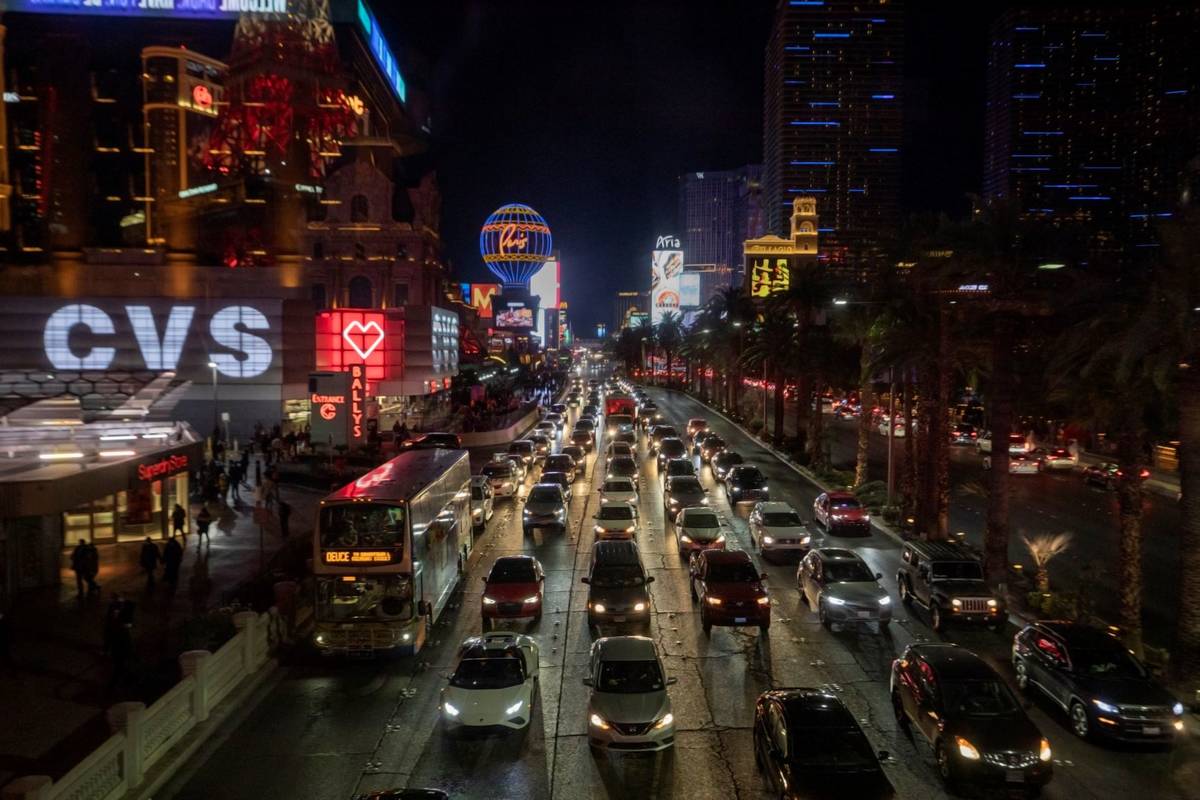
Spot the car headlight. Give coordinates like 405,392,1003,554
700,497,710,505
951,598,962,608
482,596,497,605
956,736,980,761
669,499,679,506
634,602,646,612
595,525,606,534
314,633,326,645
1039,738,1052,762
862,513,871,521
763,536,775,545
506,700,524,716
679,534,692,543
827,596,846,606
731,488,741,494
714,534,726,544
987,598,999,608
1173,702,1185,716
524,595,540,604
757,596,770,606
705,596,722,606
592,603,606,613
523,509,531,518
625,526,636,533
589,713,610,730
443,702,460,718
1093,699,1120,714
653,712,674,729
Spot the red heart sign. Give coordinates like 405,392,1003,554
342,319,385,360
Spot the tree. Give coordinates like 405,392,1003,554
831,305,882,486
779,268,831,459
742,297,797,443
654,311,684,387
1022,533,1073,593
707,286,754,412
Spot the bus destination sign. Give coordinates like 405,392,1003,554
322,549,397,565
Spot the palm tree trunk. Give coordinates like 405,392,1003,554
900,378,916,519
772,364,786,444
916,363,938,536
1175,368,1200,689
855,381,872,487
1116,431,1145,657
934,307,952,539
793,373,809,457
808,375,826,470
985,319,1014,590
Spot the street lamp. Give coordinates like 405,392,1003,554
207,361,219,442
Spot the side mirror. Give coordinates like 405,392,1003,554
481,576,489,583
665,676,678,686
875,572,883,581
582,677,593,687
760,573,769,581
646,576,656,584
877,750,890,762
581,577,590,584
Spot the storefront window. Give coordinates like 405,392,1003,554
63,495,116,544
117,480,162,541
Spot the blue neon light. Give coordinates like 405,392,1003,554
785,46,812,52
1129,213,1150,219
809,101,841,107
848,188,866,193
1165,89,1189,96
1027,208,1056,213
1135,243,1160,248
1014,26,1040,32
868,148,898,153
1012,154,1052,158
1069,196,1111,201
1080,32,1107,38
790,1,825,5
791,121,841,127
1013,94,1041,99
784,80,808,86
788,189,828,193
1014,63,1047,69
1093,56,1119,62
872,94,895,99
1012,168,1050,172
1023,131,1064,135
871,18,887,23
1045,184,1097,188
1076,82,1097,87
791,161,835,166
357,0,407,104
814,32,851,38
1082,164,1120,170
874,60,896,65
818,227,835,232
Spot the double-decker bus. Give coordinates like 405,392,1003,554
313,449,472,655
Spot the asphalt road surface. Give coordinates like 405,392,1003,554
160,385,1197,800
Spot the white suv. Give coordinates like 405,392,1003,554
585,636,676,752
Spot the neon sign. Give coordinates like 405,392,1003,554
342,319,385,360
350,364,366,441
191,84,213,110
314,310,399,382
5,0,287,17
355,0,407,104
322,549,396,565
137,454,190,482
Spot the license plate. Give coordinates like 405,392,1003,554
1006,770,1025,783
857,611,873,619
734,617,747,624
612,616,626,623
1144,726,1160,735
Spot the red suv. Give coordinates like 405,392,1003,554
812,491,870,534
481,555,544,629
689,550,770,635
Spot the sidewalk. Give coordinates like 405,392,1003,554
0,461,318,788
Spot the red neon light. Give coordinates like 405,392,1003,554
137,453,189,482
350,364,365,440
315,311,401,383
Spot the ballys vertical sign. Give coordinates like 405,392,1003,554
350,364,366,441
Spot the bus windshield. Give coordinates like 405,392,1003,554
320,503,406,550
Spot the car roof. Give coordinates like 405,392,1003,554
529,482,564,495
667,475,702,488
905,540,978,561
909,644,995,679
1035,621,1124,649
594,635,658,662
826,491,857,501
703,549,753,565
591,539,642,564
756,501,795,513
490,555,538,571
680,506,719,519
814,547,862,562
761,689,856,727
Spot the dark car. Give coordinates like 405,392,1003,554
522,483,567,535
699,435,728,463
583,540,654,631
711,450,745,481
507,439,535,466
661,457,698,485
544,453,578,483
1013,621,1184,743
689,549,770,634
891,643,1052,794
541,471,573,503
606,455,640,483
656,437,688,470
639,401,663,429
649,425,680,452
400,432,462,450
550,403,567,415
754,689,895,800
725,464,769,503
571,428,595,453
692,429,718,455
614,428,638,445
949,423,978,445
896,540,1004,632
663,475,708,521
1082,461,1150,489
561,444,586,468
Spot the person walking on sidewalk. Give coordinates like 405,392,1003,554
196,504,213,546
162,536,184,589
278,500,292,539
139,538,161,590
171,503,187,541
71,539,90,598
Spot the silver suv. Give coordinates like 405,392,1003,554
584,636,676,752
522,483,567,535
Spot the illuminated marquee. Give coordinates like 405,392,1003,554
136,453,190,482
748,257,792,299
5,0,288,17
322,549,397,565
350,364,366,441
355,0,407,104
314,310,401,383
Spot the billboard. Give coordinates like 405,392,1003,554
679,272,702,308
746,255,794,298
650,235,684,325
496,306,534,328
314,310,403,383
460,283,501,319
529,258,561,338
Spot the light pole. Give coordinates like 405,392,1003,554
207,361,219,442
886,368,896,506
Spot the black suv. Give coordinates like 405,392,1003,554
1013,621,1184,743
582,540,654,631
891,643,1052,795
656,437,688,470
896,541,1004,632
725,464,769,503
663,475,708,522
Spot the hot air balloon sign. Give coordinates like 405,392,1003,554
480,203,553,288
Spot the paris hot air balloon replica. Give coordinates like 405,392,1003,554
480,203,553,330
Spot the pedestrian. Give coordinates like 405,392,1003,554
171,503,187,541
196,504,212,546
239,447,250,475
278,500,291,539
217,472,229,505
255,458,262,487
162,536,184,589
71,539,90,598
139,537,160,590
228,464,242,503
82,541,100,595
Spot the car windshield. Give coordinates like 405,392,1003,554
830,498,861,509
788,726,877,768
609,459,636,475
609,444,632,456
320,503,405,550
682,511,720,528
1072,646,1147,679
528,487,563,504
597,659,664,693
546,457,574,470
489,560,537,582
669,477,703,494
943,679,1021,717
824,561,876,582
598,505,635,521
602,480,635,493
482,463,513,478
733,468,764,484
707,560,760,583
656,427,678,438
450,657,524,690
716,453,744,467
591,565,645,587
704,437,726,449
544,472,568,487
509,442,532,454
576,420,595,430
931,561,984,581
763,512,803,526
660,440,686,456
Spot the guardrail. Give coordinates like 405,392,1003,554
2,610,279,800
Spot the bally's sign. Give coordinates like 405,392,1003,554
0,298,282,382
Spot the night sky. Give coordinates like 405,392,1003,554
391,2,999,332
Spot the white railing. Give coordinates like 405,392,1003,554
1,610,275,800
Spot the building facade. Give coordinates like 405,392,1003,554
763,0,903,281
678,166,763,289
983,7,1200,261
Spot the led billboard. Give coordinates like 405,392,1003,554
496,307,534,328
529,259,561,339
679,272,702,308
650,235,683,325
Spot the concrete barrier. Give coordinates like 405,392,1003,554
459,406,541,449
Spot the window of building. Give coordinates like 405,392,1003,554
311,283,327,310
348,276,373,308
313,242,324,260
351,194,369,222
393,284,410,307
354,242,366,260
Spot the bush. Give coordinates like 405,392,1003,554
815,466,855,488
854,480,889,511
881,504,903,524
748,419,764,434
1024,591,1079,619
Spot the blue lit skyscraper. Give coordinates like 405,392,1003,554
984,7,1200,259
762,0,903,280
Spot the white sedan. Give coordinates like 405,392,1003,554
982,453,1041,474
440,632,539,730
877,419,906,438
748,501,812,559
600,477,639,506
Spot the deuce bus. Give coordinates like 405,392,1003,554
313,449,472,655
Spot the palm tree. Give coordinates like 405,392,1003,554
654,311,684,387
779,268,831,459
832,305,883,486
1022,533,1073,593
708,286,754,412
742,297,797,442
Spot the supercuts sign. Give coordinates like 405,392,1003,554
0,298,282,383
137,454,190,483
